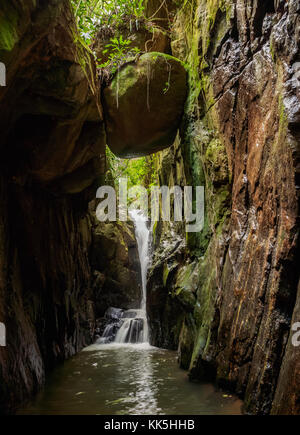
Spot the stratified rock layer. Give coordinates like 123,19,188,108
103,52,187,157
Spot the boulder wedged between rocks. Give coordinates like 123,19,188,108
103,52,188,158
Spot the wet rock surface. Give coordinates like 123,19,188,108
90,216,142,317
147,0,300,415
94,307,124,344
0,0,105,414
0,0,181,413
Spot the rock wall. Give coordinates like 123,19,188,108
0,0,106,413
0,0,183,413
90,214,142,318
147,0,300,415
0,1,145,413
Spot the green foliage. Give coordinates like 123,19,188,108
71,0,145,45
106,146,158,196
71,1,146,73
99,35,141,72
103,35,132,55
71,0,102,45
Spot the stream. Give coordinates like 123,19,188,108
18,344,242,415
18,211,242,415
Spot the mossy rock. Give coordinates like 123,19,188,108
103,52,187,157
0,2,19,53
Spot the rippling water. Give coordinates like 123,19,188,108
18,344,242,415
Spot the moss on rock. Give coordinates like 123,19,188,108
0,2,19,52
103,52,188,157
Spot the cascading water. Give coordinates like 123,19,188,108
114,209,150,344
20,213,243,416
97,307,124,344
98,209,150,345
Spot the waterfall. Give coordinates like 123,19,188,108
97,210,150,345
130,209,149,313
114,209,150,344
96,307,123,344
114,309,145,343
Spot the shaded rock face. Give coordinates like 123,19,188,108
0,0,184,414
147,221,187,350
0,0,106,413
147,0,300,415
103,52,187,157
90,216,142,317
0,181,95,413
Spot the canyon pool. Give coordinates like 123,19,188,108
18,343,242,415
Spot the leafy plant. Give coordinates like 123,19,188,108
103,35,132,56
106,146,158,197
71,0,102,45
99,35,141,73
71,0,146,46
129,0,145,19
70,1,147,75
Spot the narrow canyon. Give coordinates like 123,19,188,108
0,0,299,415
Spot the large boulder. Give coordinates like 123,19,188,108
103,52,187,157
